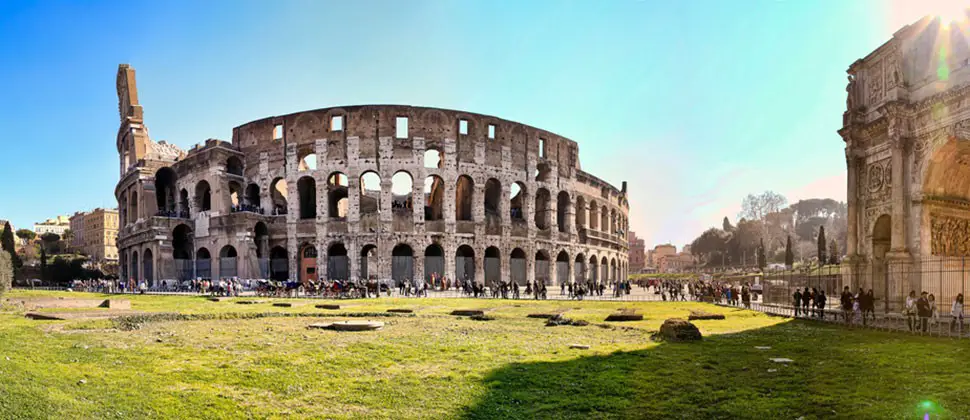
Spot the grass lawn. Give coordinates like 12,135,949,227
0,291,967,419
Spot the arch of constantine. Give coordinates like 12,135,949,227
113,65,630,288
840,14,970,308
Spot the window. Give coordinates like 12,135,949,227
459,119,468,135
539,138,546,158
331,115,343,132
273,124,283,140
488,124,496,139
396,117,408,139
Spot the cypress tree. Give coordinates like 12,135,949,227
829,239,839,265
817,226,827,266
0,222,21,279
785,235,794,268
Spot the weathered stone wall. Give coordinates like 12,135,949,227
0,250,11,298
117,102,630,286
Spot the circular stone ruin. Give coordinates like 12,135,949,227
308,321,384,331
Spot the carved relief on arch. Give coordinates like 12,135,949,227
930,213,970,256
863,205,891,237
864,158,891,203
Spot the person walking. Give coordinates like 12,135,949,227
793,288,803,317
802,287,811,317
816,290,827,320
950,294,964,334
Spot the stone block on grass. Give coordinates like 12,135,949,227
655,318,702,342
688,311,725,320
451,310,485,317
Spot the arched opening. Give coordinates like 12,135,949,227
253,222,269,258
142,249,154,286
535,250,550,285
196,247,212,280
269,246,289,282
131,250,139,283
360,171,381,216
557,191,570,233
119,195,128,226
535,162,551,183
574,253,586,284
556,251,570,285
510,182,526,221
328,172,349,218
455,245,476,284
154,167,177,215
534,188,551,230
424,175,444,221
391,244,414,284
219,245,238,278
326,243,348,281
575,195,586,228
601,205,609,234
228,181,242,211
270,178,288,215
391,171,413,213
179,189,190,216
424,148,443,169
455,175,474,221
510,248,527,285
424,243,445,284
297,176,317,219
226,156,244,176
601,256,609,284
611,258,617,284
245,184,261,211
588,200,599,231
298,153,317,171
173,224,193,280
195,181,212,212
130,190,139,222
484,246,501,287
484,178,502,217
300,244,320,283
360,244,377,280
589,256,598,283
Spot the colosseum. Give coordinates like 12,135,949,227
114,64,630,289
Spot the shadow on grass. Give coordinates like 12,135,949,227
461,320,970,420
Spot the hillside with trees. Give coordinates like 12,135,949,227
689,192,846,269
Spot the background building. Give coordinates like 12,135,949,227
627,231,645,273
33,216,70,236
69,212,86,251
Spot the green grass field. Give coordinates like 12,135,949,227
0,290,967,419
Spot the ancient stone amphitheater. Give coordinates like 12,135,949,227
115,65,629,287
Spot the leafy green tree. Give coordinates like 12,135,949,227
15,229,36,243
817,226,827,266
785,235,794,268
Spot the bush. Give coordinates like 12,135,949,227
0,250,12,298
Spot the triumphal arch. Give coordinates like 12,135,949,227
840,14,970,309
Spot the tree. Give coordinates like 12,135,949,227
757,238,767,270
817,226,827,266
722,216,733,232
785,235,794,268
15,229,36,243
739,191,788,258
1,222,21,279
40,233,62,254
829,239,840,265
62,229,74,246
40,247,47,283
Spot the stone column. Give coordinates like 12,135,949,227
845,150,859,257
526,251,535,285
889,137,908,253
549,258,558,286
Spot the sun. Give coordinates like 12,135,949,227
927,0,968,27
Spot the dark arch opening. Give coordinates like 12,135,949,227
391,244,414,284
360,244,378,280
154,167,177,215
557,191,569,233
456,175,474,221
455,245,476,283
327,243,348,281
226,156,243,176
424,243,445,284
195,180,212,212
510,248,526,285
485,246,501,286
269,246,289,281
298,176,317,219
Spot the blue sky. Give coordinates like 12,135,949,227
0,0,943,247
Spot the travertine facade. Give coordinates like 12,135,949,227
840,12,970,306
115,65,630,286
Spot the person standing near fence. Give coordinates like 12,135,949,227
905,290,918,332
862,289,875,325
916,292,932,333
816,290,826,319
841,286,853,324
950,294,964,334
802,287,811,317
928,293,938,326
793,288,803,317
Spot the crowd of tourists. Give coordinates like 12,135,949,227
901,290,964,333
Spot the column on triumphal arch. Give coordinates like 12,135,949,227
845,150,861,257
